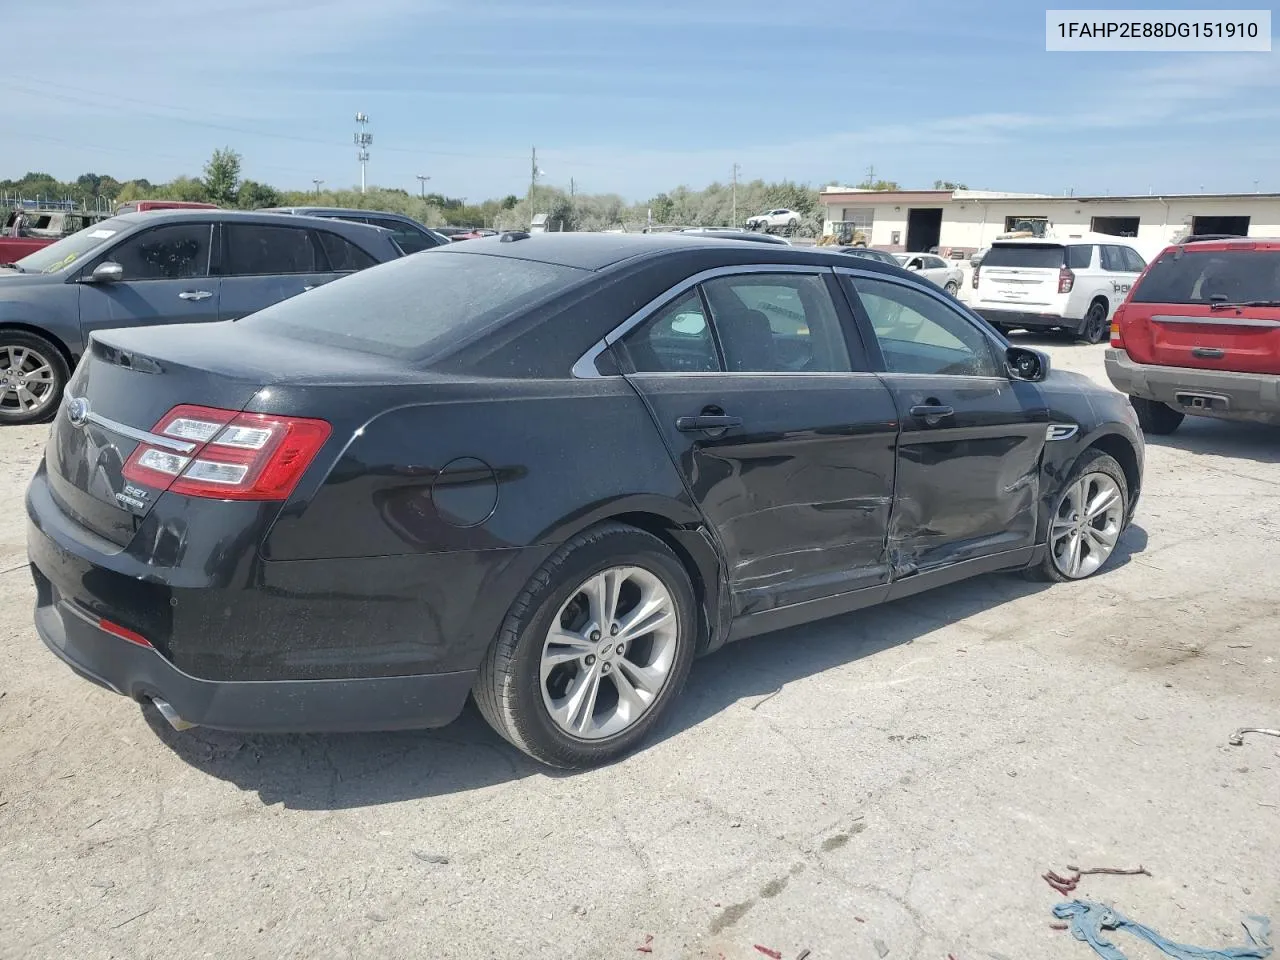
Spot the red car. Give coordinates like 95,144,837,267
1106,237,1280,433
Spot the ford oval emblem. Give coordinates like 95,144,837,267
66,396,90,427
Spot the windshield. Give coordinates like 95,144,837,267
1133,249,1280,305
240,249,586,360
15,216,132,274
982,244,1066,269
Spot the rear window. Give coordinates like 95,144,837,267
982,244,1065,269
239,250,585,360
1132,249,1280,305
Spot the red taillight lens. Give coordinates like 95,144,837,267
1058,267,1075,294
972,266,980,288
1110,304,1126,348
122,404,331,501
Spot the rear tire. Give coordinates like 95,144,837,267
1026,448,1129,583
1130,395,1184,435
1079,301,1110,344
474,523,698,768
945,281,959,296
0,330,69,426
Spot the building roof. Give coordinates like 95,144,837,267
822,187,1280,206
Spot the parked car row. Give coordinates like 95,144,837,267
0,210,403,424
24,227,1146,769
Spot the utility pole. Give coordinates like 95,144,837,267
312,178,323,197
353,113,372,194
417,174,431,199
529,146,538,221
528,147,545,226
570,177,575,197
731,163,740,228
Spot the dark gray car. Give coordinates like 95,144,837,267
263,207,449,254
0,209,402,425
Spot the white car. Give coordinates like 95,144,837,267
971,236,1147,343
895,253,964,296
746,208,801,233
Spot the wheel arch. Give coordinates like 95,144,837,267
1084,430,1142,512
0,323,76,372
538,496,729,656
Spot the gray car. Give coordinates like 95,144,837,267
263,207,450,254
0,209,402,425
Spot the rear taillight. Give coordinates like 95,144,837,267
1110,304,1127,348
1058,267,1075,294
972,266,980,288
122,404,331,501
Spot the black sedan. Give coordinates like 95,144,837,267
27,233,1144,768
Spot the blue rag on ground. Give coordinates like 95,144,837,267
1054,901,1272,960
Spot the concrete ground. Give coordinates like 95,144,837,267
1,340,1277,960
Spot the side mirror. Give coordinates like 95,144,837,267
1007,345,1050,382
86,261,123,283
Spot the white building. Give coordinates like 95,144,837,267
820,187,1280,260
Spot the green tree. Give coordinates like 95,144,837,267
236,179,280,209
163,176,210,203
856,176,900,191
934,180,968,190
202,148,242,206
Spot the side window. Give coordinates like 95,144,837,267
846,275,1001,378
1121,246,1146,272
702,273,852,373
617,289,720,374
1101,245,1128,272
1066,245,1094,269
224,224,320,276
926,256,948,270
106,223,212,280
388,225,433,254
316,231,377,272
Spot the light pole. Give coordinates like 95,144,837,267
417,175,431,199
731,163,740,228
312,179,323,197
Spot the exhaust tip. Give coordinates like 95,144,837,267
151,698,198,732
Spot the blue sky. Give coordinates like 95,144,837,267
4,0,1279,200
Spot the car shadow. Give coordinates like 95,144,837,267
1144,417,1280,465
146,526,1148,809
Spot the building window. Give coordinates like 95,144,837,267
1091,216,1140,237
1003,216,1049,237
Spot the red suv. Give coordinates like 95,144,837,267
1106,238,1280,434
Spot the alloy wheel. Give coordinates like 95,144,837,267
0,344,58,418
539,565,680,740
1050,472,1124,578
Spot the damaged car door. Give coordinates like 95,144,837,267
838,270,1049,579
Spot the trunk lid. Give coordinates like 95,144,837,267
1119,245,1280,375
46,321,407,547
976,243,1066,307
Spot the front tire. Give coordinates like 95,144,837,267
0,330,69,426
1027,449,1129,583
1130,395,1184,435
474,523,698,768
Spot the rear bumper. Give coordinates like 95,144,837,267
974,307,1080,332
32,588,475,732
1105,349,1280,423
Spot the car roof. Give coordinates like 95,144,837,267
1171,237,1280,252
106,208,395,236
435,231,904,273
265,206,414,220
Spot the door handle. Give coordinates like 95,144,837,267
178,290,213,301
909,403,955,424
675,414,743,432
